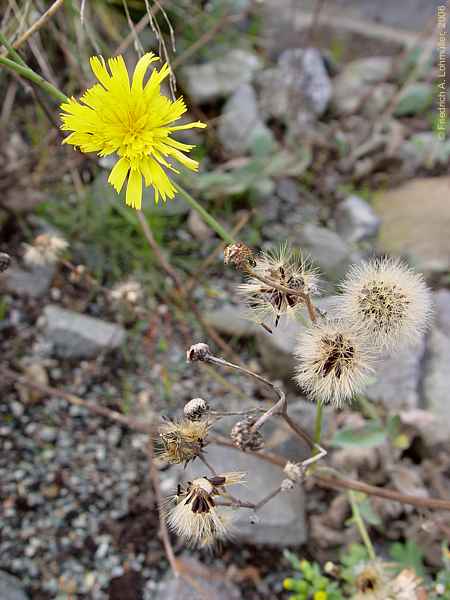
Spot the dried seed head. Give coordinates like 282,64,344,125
0,252,11,273
184,397,210,421
224,242,255,270
110,280,143,305
230,418,264,452
167,472,245,547
390,569,423,600
338,257,432,351
186,342,211,362
294,320,374,407
157,419,209,465
23,233,68,266
354,561,388,600
238,243,320,329
281,478,295,492
283,461,304,483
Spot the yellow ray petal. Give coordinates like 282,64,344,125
108,157,130,193
126,169,143,209
90,56,111,89
132,53,159,93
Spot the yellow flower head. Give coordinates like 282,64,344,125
60,53,206,209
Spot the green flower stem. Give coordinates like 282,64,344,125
174,182,235,245
349,490,376,561
312,400,323,456
0,55,68,103
0,31,26,66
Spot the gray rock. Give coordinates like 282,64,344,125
423,290,450,443
0,264,54,298
156,557,242,600
365,338,426,410
180,49,262,103
335,195,381,244
0,571,29,600
399,133,450,170
332,57,393,115
181,444,307,547
218,84,275,156
277,178,321,223
259,47,331,131
204,304,258,338
295,224,356,283
42,305,125,359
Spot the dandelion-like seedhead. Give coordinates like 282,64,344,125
223,242,255,271
157,418,209,465
338,257,432,351
110,280,143,305
294,320,374,406
238,244,320,328
353,561,389,600
23,233,68,266
0,252,11,272
230,418,265,452
167,473,245,547
60,54,206,209
184,397,210,421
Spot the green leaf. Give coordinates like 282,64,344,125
358,498,382,526
394,82,433,117
389,540,426,578
331,422,387,448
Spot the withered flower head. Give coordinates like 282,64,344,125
158,418,209,465
238,243,320,329
0,252,11,273
110,279,143,305
23,233,68,266
186,342,211,363
294,319,374,407
354,561,388,600
338,257,432,351
224,242,255,271
230,417,264,452
283,461,304,483
167,472,245,547
184,397,210,421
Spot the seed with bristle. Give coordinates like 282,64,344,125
224,242,255,270
294,320,374,407
167,472,245,547
184,397,210,421
157,419,209,465
0,252,11,273
238,243,320,329
230,418,264,451
186,342,211,362
338,257,432,351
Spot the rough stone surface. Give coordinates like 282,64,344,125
0,264,55,298
218,83,274,156
42,305,126,359
155,557,242,600
423,290,450,443
180,444,307,547
0,571,29,600
335,195,381,244
373,177,450,274
365,337,426,410
331,57,393,115
180,49,262,103
204,304,258,338
294,224,356,283
258,47,331,132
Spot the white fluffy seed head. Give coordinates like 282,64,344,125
157,419,209,465
238,243,320,326
338,257,432,351
294,319,374,407
23,233,68,266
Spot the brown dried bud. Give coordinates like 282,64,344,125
223,242,255,270
230,418,264,452
184,397,210,421
186,343,211,362
0,252,11,273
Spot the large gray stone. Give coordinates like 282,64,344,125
180,49,262,104
331,57,393,115
42,305,126,359
218,84,275,156
181,444,307,547
0,264,54,298
155,557,241,600
365,338,426,410
423,290,450,443
204,303,258,338
0,572,29,600
373,177,450,274
295,224,356,283
335,195,381,244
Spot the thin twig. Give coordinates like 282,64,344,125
6,0,64,52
